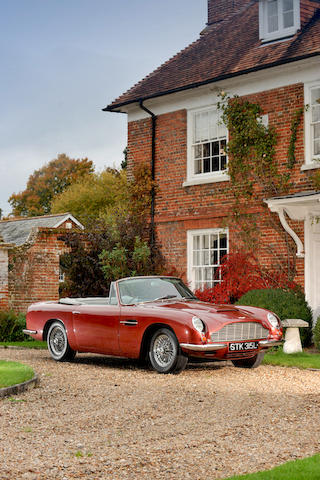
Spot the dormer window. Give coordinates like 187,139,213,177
259,0,300,42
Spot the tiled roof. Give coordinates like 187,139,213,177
105,1,320,111
0,213,82,246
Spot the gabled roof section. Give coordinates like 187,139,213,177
105,0,320,112
0,213,84,246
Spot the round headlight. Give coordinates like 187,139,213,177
267,312,280,328
192,316,205,333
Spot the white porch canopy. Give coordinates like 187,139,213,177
265,190,320,318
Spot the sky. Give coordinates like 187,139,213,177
0,0,207,217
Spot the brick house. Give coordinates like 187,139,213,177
104,0,320,317
0,213,84,312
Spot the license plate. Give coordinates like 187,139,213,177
228,341,259,352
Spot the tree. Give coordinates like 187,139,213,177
8,154,94,217
51,168,128,226
59,163,164,297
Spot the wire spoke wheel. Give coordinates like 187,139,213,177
49,326,66,357
153,334,175,368
149,328,188,374
47,321,76,362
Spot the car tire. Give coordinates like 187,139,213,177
47,321,76,362
232,352,265,369
149,328,188,374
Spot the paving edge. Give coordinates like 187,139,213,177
0,374,40,399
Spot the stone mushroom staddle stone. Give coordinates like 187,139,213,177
281,319,309,354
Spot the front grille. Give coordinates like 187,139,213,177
210,322,269,342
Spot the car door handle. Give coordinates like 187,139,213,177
73,311,81,314
120,319,138,326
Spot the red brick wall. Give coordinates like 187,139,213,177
127,83,312,288
8,228,69,313
301,0,320,28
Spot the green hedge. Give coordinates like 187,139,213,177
236,289,313,347
0,311,26,342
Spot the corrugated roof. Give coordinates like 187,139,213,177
105,1,320,111
0,213,79,246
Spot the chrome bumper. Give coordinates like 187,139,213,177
180,343,225,352
23,329,37,336
180,339,283,352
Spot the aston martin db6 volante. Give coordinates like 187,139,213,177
24,276,283,374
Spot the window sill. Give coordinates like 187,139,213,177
183,173,230,187
301,162,320,172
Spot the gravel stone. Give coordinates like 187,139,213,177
1,348,320,479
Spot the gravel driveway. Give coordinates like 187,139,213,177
1,348,320,480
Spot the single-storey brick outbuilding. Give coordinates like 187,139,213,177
0,213,84,312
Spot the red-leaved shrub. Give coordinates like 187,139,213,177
195,252,297,304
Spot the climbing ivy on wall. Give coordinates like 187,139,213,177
218,92,288,199
217,92,304,286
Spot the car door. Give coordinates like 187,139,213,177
72,304,120,355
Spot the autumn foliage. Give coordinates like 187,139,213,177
195,252,297,304
9,154,94,217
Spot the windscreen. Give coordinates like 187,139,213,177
118,277,196,305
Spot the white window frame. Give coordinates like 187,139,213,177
187,228,229,291
183,105,229,187
259,0,300,42
303,81,320,170
59,268,65,283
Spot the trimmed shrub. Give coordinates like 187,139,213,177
313,316,320,351
236,289,313,347
0,311,26,342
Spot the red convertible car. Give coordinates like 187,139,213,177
24,276,283,374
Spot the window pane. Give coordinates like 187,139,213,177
212,157,220,171
314,139,320,156
283,0,294,26
194,158,202,174
194,144,202,159
283,0,293,10
311,88,320,105
193,235,200,250
312,105,320,123
203,235,209,249
204,158,211,173
267,0,279,32
219,249,228,263
212,141,219,156
203,142,210,158
283,11,294,28
314,124,320,140
221,156,227,170
194,112,209,143
208,109,218,140
211,234,218,249
220,234,227,249
211,250,218,265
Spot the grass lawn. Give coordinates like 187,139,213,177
263,348,320,369
0,340,47,349
0,360,35,388
224,454,320,479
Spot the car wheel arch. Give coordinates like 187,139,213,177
139,323,178,361
43,318,65,341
